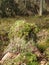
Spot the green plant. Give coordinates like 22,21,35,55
44,48,49,61
4,52,39,65
0,0,18,17
37,29,49,51
27,61,39,65
8,20,38,42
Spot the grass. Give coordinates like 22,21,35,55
0,15,49,42
0,15,49,34
0,15,49,57
0,15,49,64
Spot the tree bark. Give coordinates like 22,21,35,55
39,0,43,16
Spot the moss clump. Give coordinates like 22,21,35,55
4,19,39,54
37,29,49,51
4,20,39,55
8,20,38,41
27,62,39,65
37,41,49,51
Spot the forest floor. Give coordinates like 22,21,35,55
0,15,49,32
0,15,49,35
0,15,49,56
0,15,49,65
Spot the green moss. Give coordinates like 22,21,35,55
37,29,49,51
25,52,37,61
27,62,39,65
4,52,39,65
8,20,38,41
37,42,49,51
0,16,49,65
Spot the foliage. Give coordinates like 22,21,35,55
37,41,49,51
0,0,19,17
9,20,38,42
4,52,39,65
44,48,49,61
0,0,39,17
37,29,49,51
4,20,39,55
27,62,39,65
0,17,49,65
3,20,40,65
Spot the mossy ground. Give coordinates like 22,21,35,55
0,15,49,65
